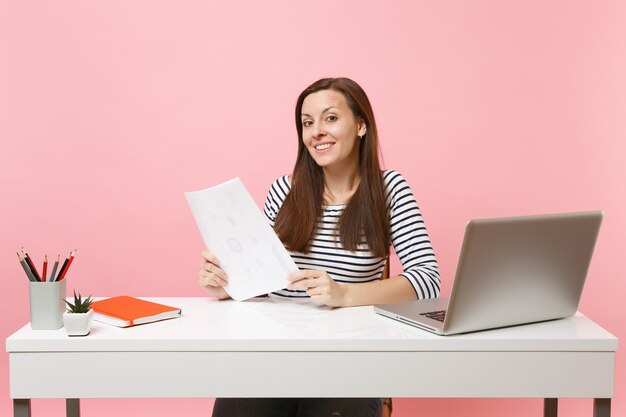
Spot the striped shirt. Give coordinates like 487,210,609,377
263,170,441,300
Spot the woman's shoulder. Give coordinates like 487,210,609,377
382,169,417,202
382,169,409,187
270,175,291,188
267,175,292,200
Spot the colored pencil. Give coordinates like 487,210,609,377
49,255,60,282
56,253,70,281
23,251,41,282
17,252,37,282
58,250,76,281
42,255,48,282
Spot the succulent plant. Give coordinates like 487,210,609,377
65,290,93,313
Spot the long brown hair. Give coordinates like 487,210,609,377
274,77,390,257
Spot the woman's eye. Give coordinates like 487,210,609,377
326,115,337,122
302,120,313,127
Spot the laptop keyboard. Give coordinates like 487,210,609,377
420,310,446,322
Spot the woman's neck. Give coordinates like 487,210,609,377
322,166,360,205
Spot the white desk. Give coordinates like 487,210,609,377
6,297,618,417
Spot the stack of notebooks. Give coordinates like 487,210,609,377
91,296,182,328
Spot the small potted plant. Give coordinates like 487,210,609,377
63,291,94,336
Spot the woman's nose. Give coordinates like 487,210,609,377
312,123,326,138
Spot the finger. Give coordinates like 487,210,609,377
202,263,229,284
198,274,215,287
198,271,216,286
212,266,229,284
288,269,324,281
199,273,228,288
288,277,319,290
306,287,322,297
199,267,229,286
201,250,221,266
287,277,306,289
210,271,229,287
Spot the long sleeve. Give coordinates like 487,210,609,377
385,170,441,299
263,175,290,227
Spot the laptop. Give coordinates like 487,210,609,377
374,211,603,335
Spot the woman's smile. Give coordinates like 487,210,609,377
314,142,336,152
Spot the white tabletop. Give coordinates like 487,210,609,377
6,297,618,353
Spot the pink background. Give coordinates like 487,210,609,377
1,1,624,416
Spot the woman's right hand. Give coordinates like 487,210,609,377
199,250,231,300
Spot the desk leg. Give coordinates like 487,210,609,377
594,398,611,417
544,398,558,417
66,399,81,417
14,399,31,417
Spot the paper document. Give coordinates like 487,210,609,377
185,178,298,301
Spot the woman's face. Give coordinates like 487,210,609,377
300,89,366,171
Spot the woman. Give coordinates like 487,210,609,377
200,77,440,417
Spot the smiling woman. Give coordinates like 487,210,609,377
200,77,441,416
275,78,390,258
199,77,441,306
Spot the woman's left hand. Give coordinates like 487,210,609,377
287,269,348,307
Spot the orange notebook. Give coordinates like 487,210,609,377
91,296,182,327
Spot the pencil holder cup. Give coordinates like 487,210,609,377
29,280,66,330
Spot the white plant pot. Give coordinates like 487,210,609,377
63,309,94,336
